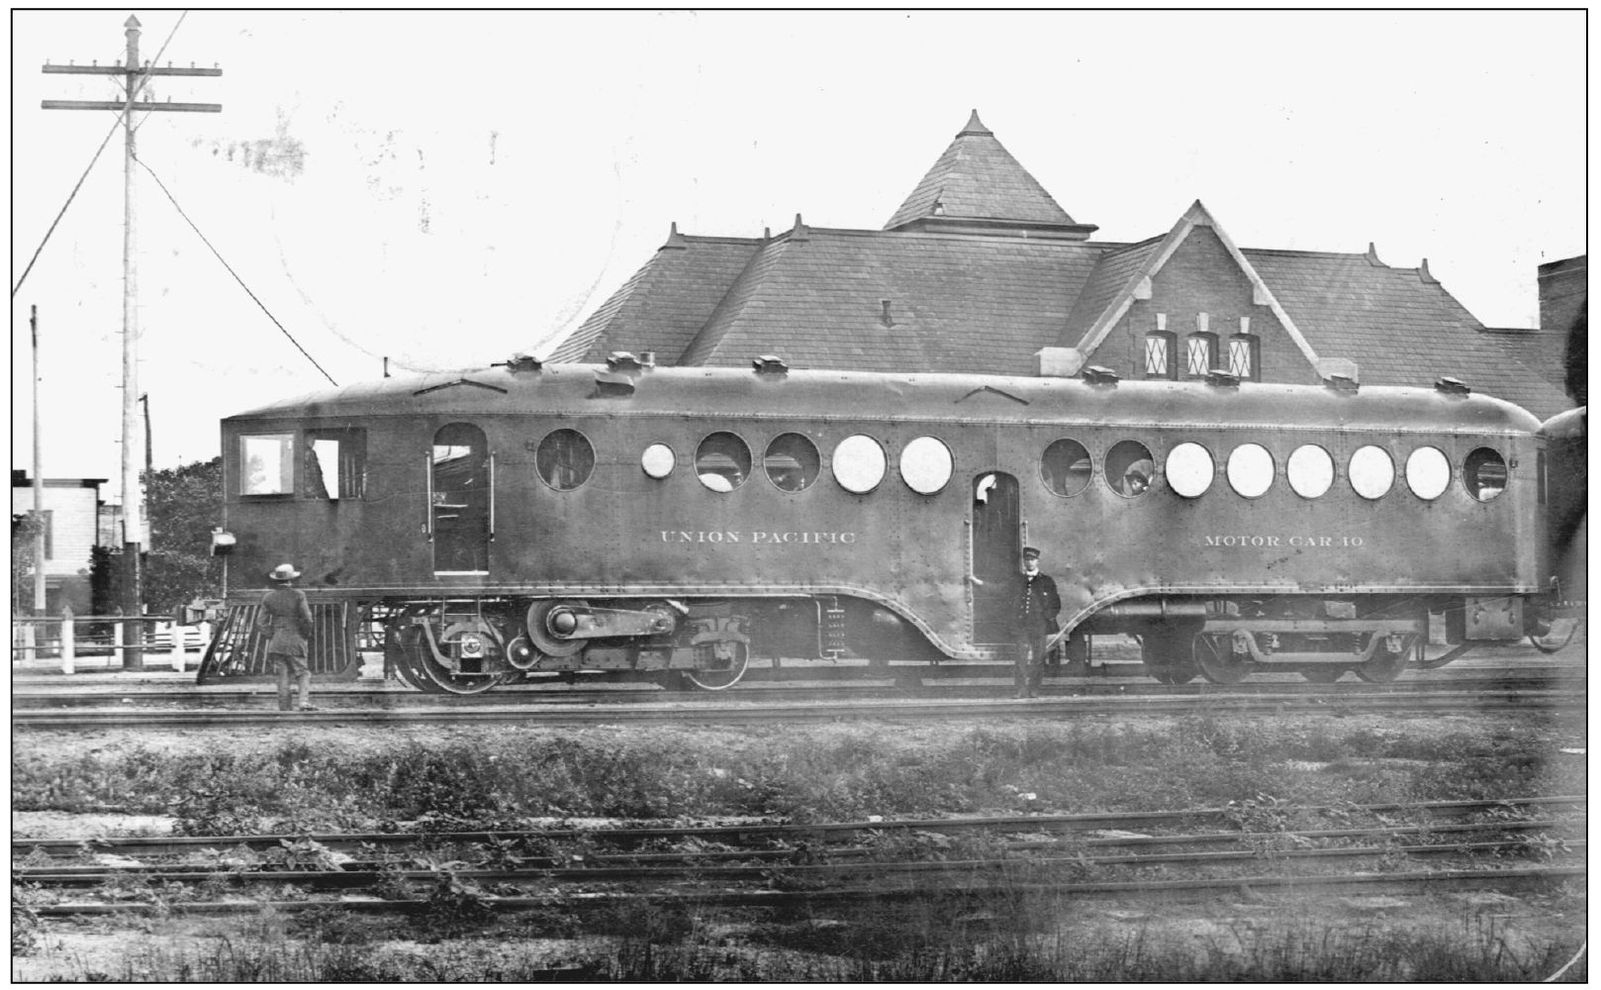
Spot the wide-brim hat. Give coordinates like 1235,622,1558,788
1022,546,1042,559
268,563,301,582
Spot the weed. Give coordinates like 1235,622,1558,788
12,883,44,956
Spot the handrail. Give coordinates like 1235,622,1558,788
424,451,434,541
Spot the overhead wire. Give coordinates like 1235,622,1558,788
136,154,339,386
12,13,188,298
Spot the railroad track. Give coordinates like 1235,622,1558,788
17,796,1584,916
9,665,1584,711
10,685,1584,729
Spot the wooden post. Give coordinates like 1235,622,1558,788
21,623,37,664
60,606,75,674
167,621,185,671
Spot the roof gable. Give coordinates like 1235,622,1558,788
884,111,1096,238
1069,201,1324,372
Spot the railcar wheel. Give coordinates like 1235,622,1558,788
1353,648,1406,683
393,623,504,695
1194,634,1253,685
681,642,750,691
1139,630,1200,685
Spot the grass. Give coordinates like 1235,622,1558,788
13,709,1586,982
19,891,1589,982
12,710,1586,833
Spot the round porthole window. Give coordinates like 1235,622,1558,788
1041,439,1093,497
1226,443,1275,499
1464,447,1508,502
641,443,675,479
1287,444,1335,499
1406,446,1451,500
764,433,820,493
1105,440,1155,498
1164,442,1214,498
1349,445,1395,500
900,436,953,495
832,434,887,494
535,429,595,491
696,432,751,492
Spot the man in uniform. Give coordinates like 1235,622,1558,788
260,563,317,711
1014,546,1061,699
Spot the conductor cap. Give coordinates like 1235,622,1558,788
1022,546,1041,560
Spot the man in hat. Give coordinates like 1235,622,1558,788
1014,546,1061,699
260,563,316,711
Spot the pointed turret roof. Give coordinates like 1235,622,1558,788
884,110,1097,239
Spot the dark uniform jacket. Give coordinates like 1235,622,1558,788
260,586,313,657
1017,572,1062,638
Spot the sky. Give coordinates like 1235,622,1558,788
8,9,1588,504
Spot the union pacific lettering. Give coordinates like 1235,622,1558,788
660,530,858,545
1204,535,1365,548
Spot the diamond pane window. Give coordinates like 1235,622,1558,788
1228,335,1257,378
1144,333,1175,378
1186,334,1215,376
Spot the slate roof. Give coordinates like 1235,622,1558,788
547,231,761,364
884,110,1090,234
678,224,1105,373
1245,249,1570,418
1062,236,1163,338
542,112,1573,421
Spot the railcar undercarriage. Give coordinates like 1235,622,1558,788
1103,593,1545,685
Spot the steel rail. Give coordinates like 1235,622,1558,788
14,796,1584,856
11,669,1583,710
16,837,1586,889
31,864,1587,916
10,688,1583,729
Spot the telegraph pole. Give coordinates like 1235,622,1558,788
42,14,221,668
32,306,46,614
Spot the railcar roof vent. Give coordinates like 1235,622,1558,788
1082,365,1120,386
494,353,543,373
752,355,789,376
606,351,648,374
593,371,636,397
1323,374,1360,393
1205,369,1241,388
1434,376,1471,396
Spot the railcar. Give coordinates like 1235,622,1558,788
198,355,1576,691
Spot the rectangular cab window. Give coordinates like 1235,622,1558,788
306,429,367,499
240,433,295,495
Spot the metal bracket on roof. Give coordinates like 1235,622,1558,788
413,378,509,397
1205,369,1241,388
1434,376,1471,396
1082,366,1120,386
752,355,788,376
593,371,636,397
606,351,651,374
1323,374,1360,393
493,353,543,373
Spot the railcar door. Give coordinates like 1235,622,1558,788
430,423,490,574
971,471,1021,643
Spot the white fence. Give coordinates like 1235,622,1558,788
11,614,213,674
